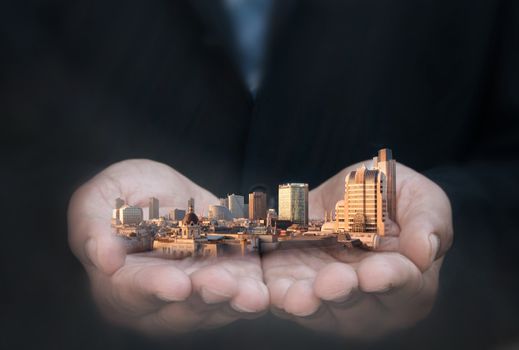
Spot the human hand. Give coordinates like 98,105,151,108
262,163,453,338
68,160,269,334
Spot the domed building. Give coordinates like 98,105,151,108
180,201,201,239
182,211,199,225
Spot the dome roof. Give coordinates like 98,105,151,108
183,212,199,225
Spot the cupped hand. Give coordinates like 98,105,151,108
262,163,453,338
68,159,269,334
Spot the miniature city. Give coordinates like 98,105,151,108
111,149,397,259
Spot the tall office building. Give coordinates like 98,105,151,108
243,203,249,218
374,148,396,221
169,209,186,221
249,191,267,221
228,194,245,219
278,183,309,226
343,148,396,248
208,205,233,221
334,200,346,231
149,197,159,219
113,198,126,223
219,197,229,208
119,205,143,225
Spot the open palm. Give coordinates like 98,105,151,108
68,160,269,334
262,163,453,338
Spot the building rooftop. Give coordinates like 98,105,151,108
182,212,199,225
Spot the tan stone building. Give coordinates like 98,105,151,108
118,205,143,225
340,148,396,248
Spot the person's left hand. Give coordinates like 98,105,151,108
262,163,453,338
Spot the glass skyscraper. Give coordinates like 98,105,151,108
278,183,309,226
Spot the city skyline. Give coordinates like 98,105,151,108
110,148,396,255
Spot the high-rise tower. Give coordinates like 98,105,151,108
149,197,159,219
375,148,396,221
228,194,245,218
278,183,309,226
249,191,267,221
342,148,396,248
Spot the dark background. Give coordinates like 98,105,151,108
2,0,519,349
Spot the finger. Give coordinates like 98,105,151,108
314,262,358,302
190,265,239,304
397,175,453,271
83,230,126,275
267,277,295,309
356,253,423,307
283,279,321,317
101,262,192,317
398,209,450,272
68,184,126,275
230,277,270,313
77,221,126,275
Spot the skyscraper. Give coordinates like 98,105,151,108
243,203,249,219
375,148,396,221
278,183,309,226
114,198,125,223
119,205,143,225
208,205,233,220
149,197,159,219
342,148,396,248
169,209,186,221
228,194,245,219
249,191,267,221
334,200,346,231
219,197,229,208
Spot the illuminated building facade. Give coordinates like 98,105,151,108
278,183,309,226
334,199,346,231
119,205,143,225
342,148,396,248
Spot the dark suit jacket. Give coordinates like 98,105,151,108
2,0,518,349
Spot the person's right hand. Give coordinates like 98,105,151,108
68,160,269,335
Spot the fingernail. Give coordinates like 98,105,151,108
429,234,440,263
